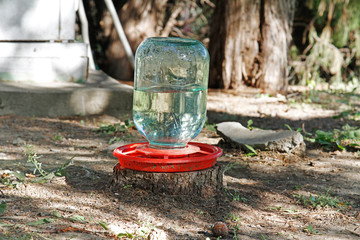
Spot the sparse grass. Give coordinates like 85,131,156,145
204,121,216,132
96,119,134,135
197,210,205,215
225,213,242,222
1,171,26,188
244,144,258,156
291,123,360,151
303,225,320,235
117,220,155,239
233,225,240,240
247,119,254,130
117,232,135,239
0,232,46,240
334,110,360,121
27,218,55,226
294,189,349,209
25,145,48,177
99,220,109,230
0,210,91,239
0,145,75,188
224,188,247,202
52,133,63,141
313,124,360,150
222,161,248,174
269,206,298,214
96,120,136,144
293,185,303,190
0,201,6,214
109,133,135,144
25,145,74,181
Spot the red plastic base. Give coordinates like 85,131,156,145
113,142,222,172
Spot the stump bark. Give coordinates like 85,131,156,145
110,163,223,198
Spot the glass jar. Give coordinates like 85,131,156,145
133,37,209,149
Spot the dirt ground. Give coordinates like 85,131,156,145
0,86,359,239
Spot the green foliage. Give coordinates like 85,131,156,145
313,124,360,150
116,221,155,239
22,145,74,184
0,201,6,214
96,120,134,135
284,124,302,133
26,218,54,226
224,188,247,202
294,189,349,209
204,121,216,132
117,232,134,239
1,173,22,189
25,145,47,177
334,110,360,121
52,211,62,218
296,121,360,151
53,133,63,141
108,133,135,144
225,213,242,222
293,185,303,190
123,184,132,189
222,161,248,175
53,157,75,177
69,215,87,223
244,144,258,156
303,225,320,235
291,0,360,86
99,221,109,230
247,119,254,130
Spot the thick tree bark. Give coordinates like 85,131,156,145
110,163,223,198
209,0,260,89
101,0,167,80
209,0,295,93
208,0,226,88
259,0,295,93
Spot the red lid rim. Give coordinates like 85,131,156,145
113,142,222,163
113,142,222,172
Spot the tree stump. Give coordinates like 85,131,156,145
110,163,223,198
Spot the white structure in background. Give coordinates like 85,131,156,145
0,0,88,83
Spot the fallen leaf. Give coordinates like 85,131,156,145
25,173,36,179
56,226,90,233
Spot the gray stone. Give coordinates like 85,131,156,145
216,122,305,153
0,70,133,118
12,137,25,146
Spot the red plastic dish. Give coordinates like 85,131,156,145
113,142,222,172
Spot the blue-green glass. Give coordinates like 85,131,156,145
133,37,209,148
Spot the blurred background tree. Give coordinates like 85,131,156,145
208,0,295,93
82,0,359,93
290,0,360,89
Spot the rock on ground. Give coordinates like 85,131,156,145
216,121,305,154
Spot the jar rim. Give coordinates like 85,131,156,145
146,37,200,45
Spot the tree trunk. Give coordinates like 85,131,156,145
209,0,260,89
209,0,295,93
105,0,167,80
259,0,295,93
99,0,167,80
110,163,223,198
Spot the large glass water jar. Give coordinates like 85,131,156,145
133,37,209,149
